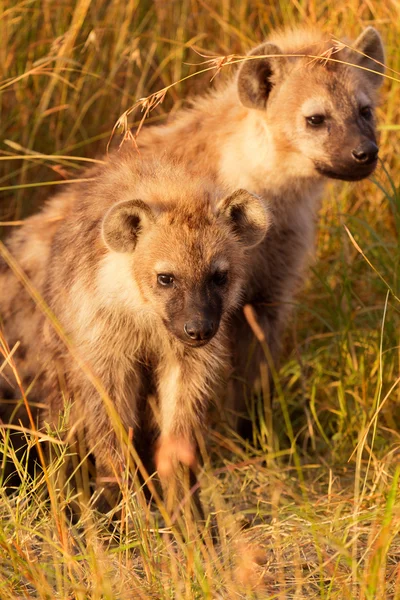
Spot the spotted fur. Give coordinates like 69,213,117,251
132,26,385,433
0,155,269,499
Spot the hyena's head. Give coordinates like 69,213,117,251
102,187,269,348
237,27,385,181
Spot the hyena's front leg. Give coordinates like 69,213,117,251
230,219,312,440
91,436,127,512
86,372,143,511
155,355,208,520
46,364,140,512
229,300,283,441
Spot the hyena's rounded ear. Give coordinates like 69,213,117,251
350,27,385,88
237,43,286,110
102,199,155,253
217,189,270,248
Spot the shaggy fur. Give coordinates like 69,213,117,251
0,155,269,500
131,26,385,433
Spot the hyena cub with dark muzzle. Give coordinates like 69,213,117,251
0,154,269,509
134,26,385,436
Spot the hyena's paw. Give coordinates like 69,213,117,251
155,435,197,479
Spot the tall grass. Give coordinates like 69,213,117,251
1,0,400,598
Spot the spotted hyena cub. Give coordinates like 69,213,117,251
0,154,269,505
134,26,385,435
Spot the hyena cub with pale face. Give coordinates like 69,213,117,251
0,154,269,505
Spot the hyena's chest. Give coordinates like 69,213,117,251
243,187,321,301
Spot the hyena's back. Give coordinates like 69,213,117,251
0,194,72,485
0,193,72,402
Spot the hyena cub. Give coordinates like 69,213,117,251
134,26,385,435
0,154,269,507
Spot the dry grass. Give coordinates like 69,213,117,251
1,0,400,598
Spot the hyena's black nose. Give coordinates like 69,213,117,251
352,141,379,165
184,320,215,342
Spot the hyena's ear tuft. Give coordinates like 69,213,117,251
350,27,385,88
237,43,287,110
218,189,270,248
102,199,155,253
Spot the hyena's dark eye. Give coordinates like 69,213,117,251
306,115,325,127
157,274,174,287
360,106,373,120
211,270,228,286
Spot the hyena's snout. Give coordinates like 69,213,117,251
171,291,223,347
351,140,379,166
165,292,223,348
179,300,221,348
184,317,216,343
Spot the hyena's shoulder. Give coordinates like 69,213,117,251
134,84,241,181
0,190,78,387
0,189,75,320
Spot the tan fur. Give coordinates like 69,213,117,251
131,26,385,431
0,154,269,499
0,26,385,489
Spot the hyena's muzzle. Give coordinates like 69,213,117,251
165,287,223,348
315,122,380,182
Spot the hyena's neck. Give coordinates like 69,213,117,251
217,99,323,204
179,82,324,208
139,82,325,213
